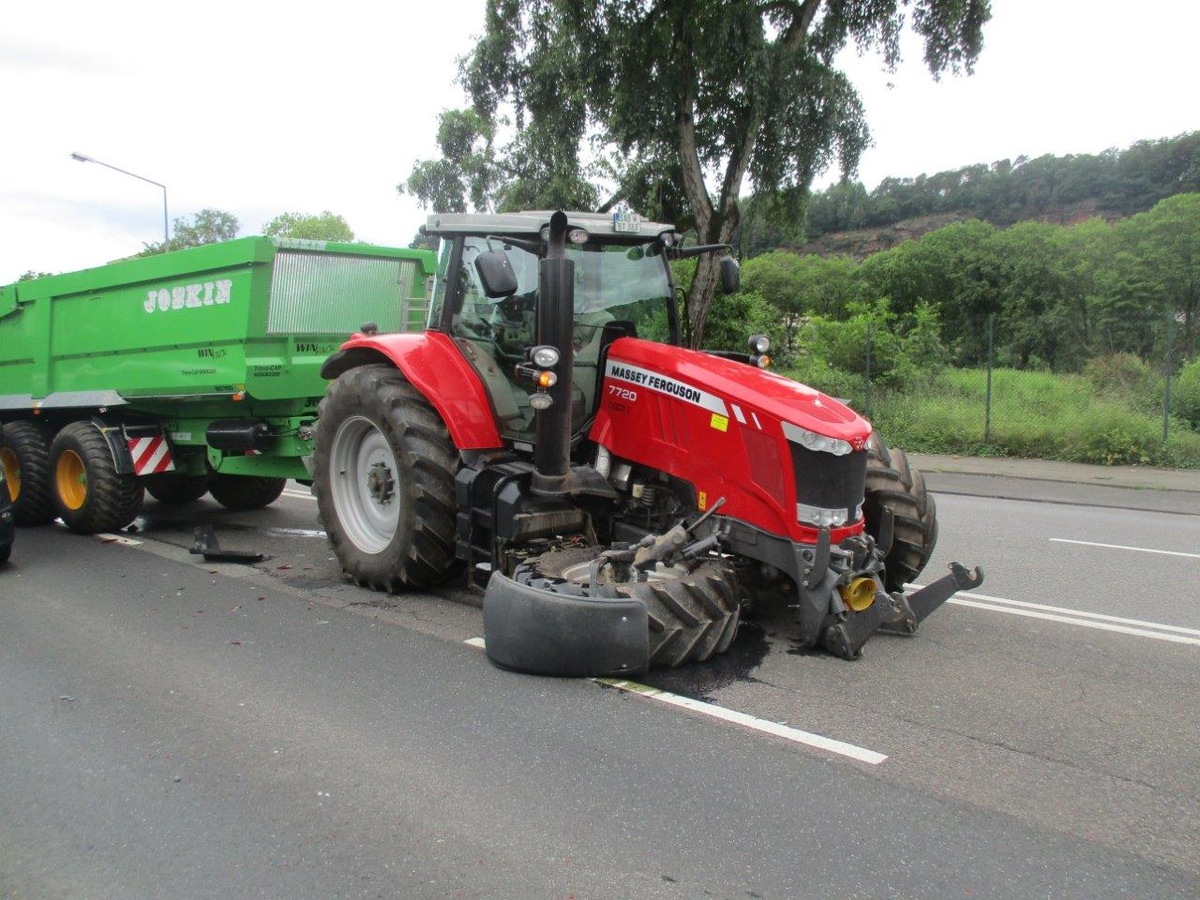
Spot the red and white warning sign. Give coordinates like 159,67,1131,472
127,435,175,475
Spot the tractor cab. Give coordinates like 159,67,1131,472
421,211,685,442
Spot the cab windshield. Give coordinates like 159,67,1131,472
436,236,675,440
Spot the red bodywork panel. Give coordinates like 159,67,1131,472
336,331,503,450
590,338,873,544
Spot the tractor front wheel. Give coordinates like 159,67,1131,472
313,365,460,592
510,546,741,669
49,421,144,534
863,435,938,593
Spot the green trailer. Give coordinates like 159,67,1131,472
0,236,435,532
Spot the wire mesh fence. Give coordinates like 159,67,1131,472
786,315,1200,469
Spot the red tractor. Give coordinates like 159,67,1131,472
313,210,981,676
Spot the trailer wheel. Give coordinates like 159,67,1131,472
314,365,460,591
144,474,210,505
511,546,741,668
49,421,144,534
208,475,286,511
0,421,56,525
863,435,938,593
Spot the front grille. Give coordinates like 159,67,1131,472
787,443,867,525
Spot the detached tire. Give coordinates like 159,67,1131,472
0,420,55,525
863,434,937,592
208,475,286,511
144,474,210,505
511,546,741,668
49,421,144,534
313,365,460,591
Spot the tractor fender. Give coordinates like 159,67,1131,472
321,331,502,451
482,572,650,677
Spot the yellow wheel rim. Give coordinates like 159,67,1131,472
56,449,88,511
0,448,17,502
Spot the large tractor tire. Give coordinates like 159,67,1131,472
510,545,741,668
0,420,56,525
313,365,461,592
208,475,286,511
144,473,210,505
49,421,144,534
863,434,938,593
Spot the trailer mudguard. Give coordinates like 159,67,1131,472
322,331,503,451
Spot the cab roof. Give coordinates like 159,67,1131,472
422,210,676,241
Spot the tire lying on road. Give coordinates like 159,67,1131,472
495,544,741,673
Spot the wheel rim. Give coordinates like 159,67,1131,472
557,556,691,587
0,448,18,501
329,415,401,554
56,450,88,510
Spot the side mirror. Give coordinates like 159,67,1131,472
719,256,741,294
475,250,518,298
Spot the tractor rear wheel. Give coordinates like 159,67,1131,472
48,421,144,534
863,434,938,592
313,365,461,592
511,546,741,668
144,473,210,505
0,420,55,525
209,475,286,511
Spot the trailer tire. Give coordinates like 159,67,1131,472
314,365,460,591
49,421,144,534
511,546,741,668
0,421,55,525
863,435,938,593
144,474,210,505
208,475,286,511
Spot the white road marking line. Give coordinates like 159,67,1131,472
462,638,887,764
952,591,1200,637
946,598,1200,647
1049,538,1200,560
282,489,315,501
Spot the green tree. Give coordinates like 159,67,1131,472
263,211,355,242
418,0,990,346
1122,193,1200,360
141,208,240,255
403,109,502,213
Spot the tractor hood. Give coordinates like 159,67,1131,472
598,338,872,448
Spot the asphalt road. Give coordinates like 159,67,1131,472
1,482,1197,899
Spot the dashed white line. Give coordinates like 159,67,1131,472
462,637,887,764
1050,538,1200,560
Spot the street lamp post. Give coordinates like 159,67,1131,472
70,152,170,252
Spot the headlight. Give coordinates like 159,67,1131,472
748,334,770,354
782,422,853,456
532,345,560,367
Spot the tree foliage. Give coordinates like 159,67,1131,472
141,208,241,255
410,0,990,346
786,131,1200,254
734,194,1200,377
263,211,355,242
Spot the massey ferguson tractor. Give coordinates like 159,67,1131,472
314,210,982,676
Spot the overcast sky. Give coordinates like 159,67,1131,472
2,1,1196,283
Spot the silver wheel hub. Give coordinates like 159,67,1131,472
329,416,402,554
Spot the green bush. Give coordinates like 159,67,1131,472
1175,356,1200,428
1083,353,1162,403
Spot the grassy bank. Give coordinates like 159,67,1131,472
781,365,1200,469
